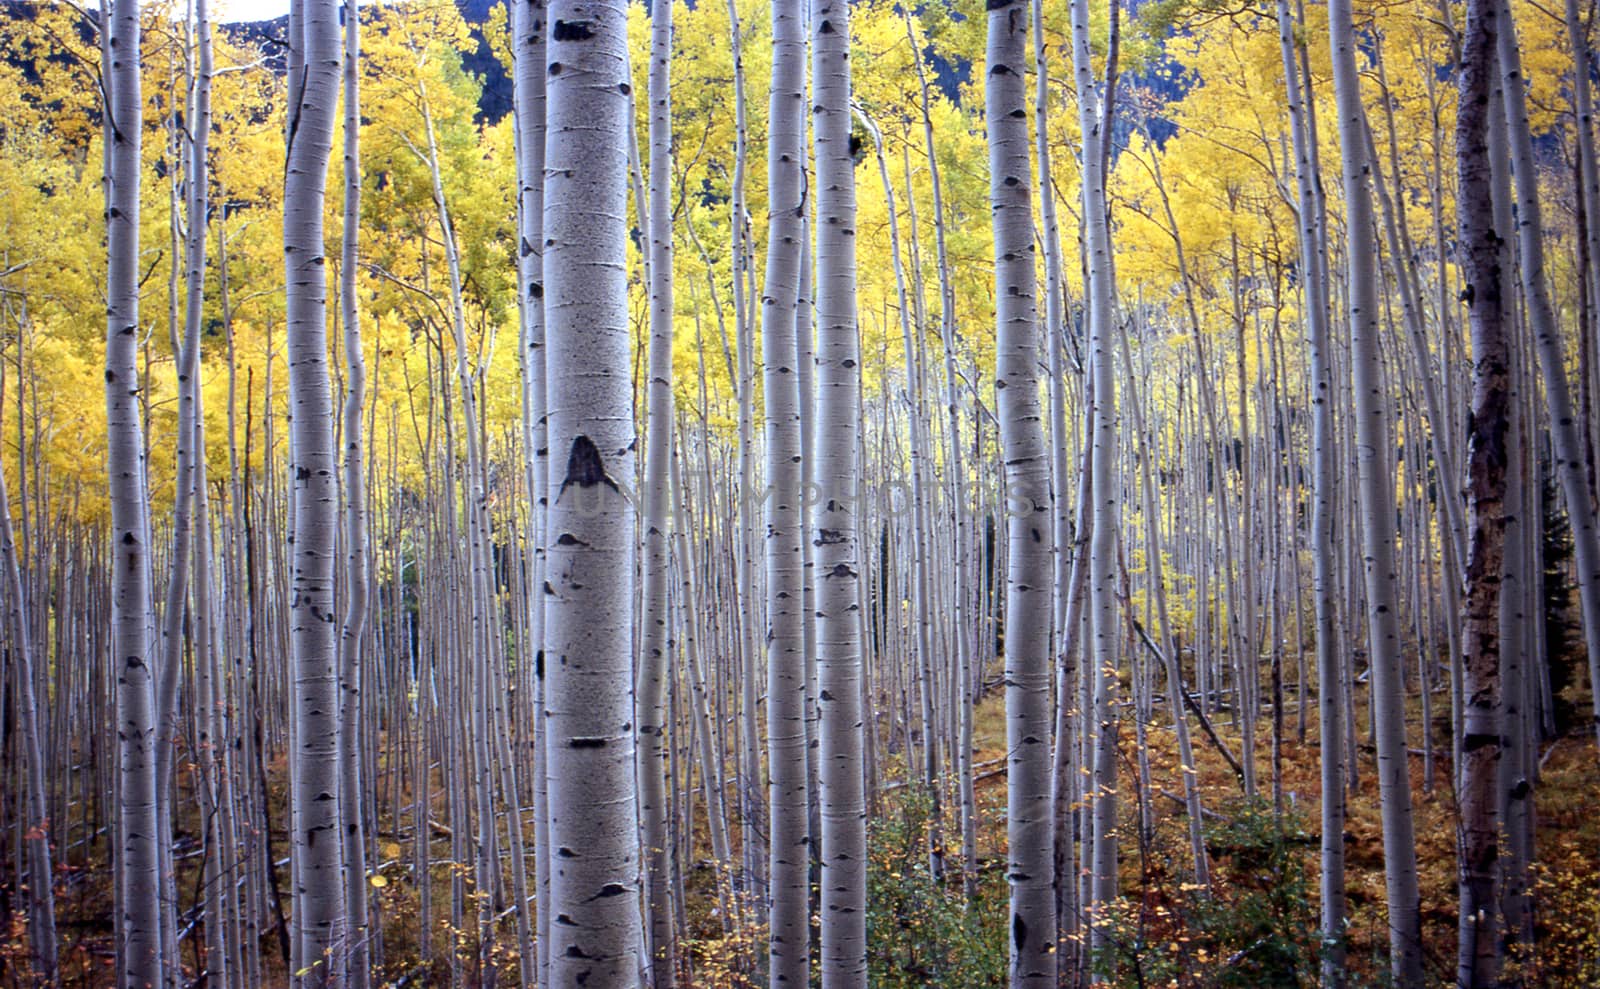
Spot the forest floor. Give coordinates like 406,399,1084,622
9,666,1600,988
988,669,1600,988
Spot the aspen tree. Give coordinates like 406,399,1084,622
813,0,868,983
1328,0,1424,979
798,209,824,887
338,1,371,983
637,0,677,980
1454,1,1511,982
986,3,1055,985
1496,309,1537,959
155,48,203,974
1031,0,1089,966
1069,0,1122,958
1569,0,1600,374
1118,326,1208,892
1495,0,1600,757
512,0,552,981
104,0,164,980
761,0,810,982
0,383,55,982
1275,0,1346,975
190,353,229,989
284,0,346,980
899,2,978,901
724,0,765,904
543,0,643,982
184,2,227,980
413,87,506,980
859,108,943,884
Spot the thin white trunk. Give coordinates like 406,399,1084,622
987,4,1055,985
104,0,164,979
1069,0,1121,962
338,1,371,982
723,0,764,906
0,386,56,982
813,1,866,983
637,0,676,980
1328,0,1424,980
1496,0,1600,756
1274,0,1346,976
284,0,346,981
762,1,810,982
1569,0,1600,383
512,1,551,982
859,109,944,883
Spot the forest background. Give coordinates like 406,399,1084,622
3,0,1600,985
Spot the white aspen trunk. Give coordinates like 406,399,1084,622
512,1,551,982
1328,0,1424,981
185,4,226,981
1031,0,1088,965
218,224,256,989
899,3,978,903
762,1,810,982
191,368,229,989
859,109,943,884
798,211,823,885
416,93,503,978
0,393,56,983
1496,0,1600,756
1228,240,1261,796
723,0,764,907
338,1,370,982
284,0,345,981
637,0,676,980
150,41,203,989
543,1,643,983
104,0,164,980
1117,325,1209,892
1274,0,1346,975
1069,0,1122,961
672,444,734,872
1054,386,1094,980
1569,0,1600,383
813,0,867,982
986,4,1055,985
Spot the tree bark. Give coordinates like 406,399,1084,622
638,0,677,980
284,0,346,982
1328,0,1424,981
1454,0,1511,981
813,0,867,983
986,3,1056,985
0,381,56,983
1496,0,1600,757
104,0,164,980
1275,0,1347,977
1069,0,1122,962
543,0,643,982
512,0,552,982
338,2,371,984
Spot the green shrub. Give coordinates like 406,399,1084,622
865,789,1008,988
1090,798,1332,988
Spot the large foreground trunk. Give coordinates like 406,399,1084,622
542,0,643,983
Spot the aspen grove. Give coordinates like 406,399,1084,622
8,0,1600,985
